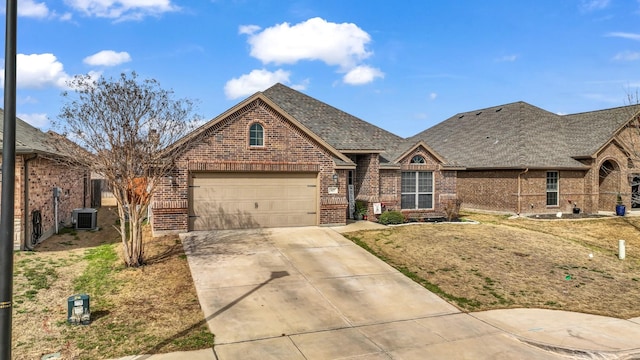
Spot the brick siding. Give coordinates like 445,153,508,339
152,99,348,234
1,155,89,250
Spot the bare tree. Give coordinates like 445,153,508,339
57,72,198,267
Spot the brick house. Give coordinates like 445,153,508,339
0,111,91,249
152,83,461,234
151,84,640,234
408,101,640,215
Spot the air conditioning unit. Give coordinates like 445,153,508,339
72,208,98,230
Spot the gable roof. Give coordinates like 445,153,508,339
563,104,640,158
404,101,593,169
167,89,355,166
262,83,402,152
0,109,68,156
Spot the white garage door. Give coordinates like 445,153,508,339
189,172,318,230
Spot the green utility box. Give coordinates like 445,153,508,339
67,294,90,325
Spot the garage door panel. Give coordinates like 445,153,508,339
190,172,318,230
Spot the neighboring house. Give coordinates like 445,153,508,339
0,110,91,250
151,84,640,234
408,102,640,215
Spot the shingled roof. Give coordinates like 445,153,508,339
262,83,402,152
563,104,640,158
0,109,65,156
402,101,635,169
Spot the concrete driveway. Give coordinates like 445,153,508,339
181,227,568,359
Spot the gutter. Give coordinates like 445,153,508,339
517,168,529,215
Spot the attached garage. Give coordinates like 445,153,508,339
189,172,318,230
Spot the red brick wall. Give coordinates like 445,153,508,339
1,155,89,249
458,170,519,213
379,168,400,209
152,99,347,233
458,169,589,214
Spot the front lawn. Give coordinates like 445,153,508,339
12,207,214,360
344,212,640,318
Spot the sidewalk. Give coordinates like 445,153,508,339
473,309,640,358
111,308,640,359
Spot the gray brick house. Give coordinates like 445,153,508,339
0,111,91,249
151,84,640,233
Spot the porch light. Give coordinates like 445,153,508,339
332,173,338,185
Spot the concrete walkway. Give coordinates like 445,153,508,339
114,224,640,360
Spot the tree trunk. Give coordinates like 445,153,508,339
118,202,146,267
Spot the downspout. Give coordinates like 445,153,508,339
517,168,529,215
23,154,37,250
83,171,88,208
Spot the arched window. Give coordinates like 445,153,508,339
411,155,425,164
249,123,264,146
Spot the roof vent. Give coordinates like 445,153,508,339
458,115,464,119
496,108,503,112
476,112,482,116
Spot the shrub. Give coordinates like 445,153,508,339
443,198,463,222
355,200,368,215
378,211,404,225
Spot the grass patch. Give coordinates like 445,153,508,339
345,212,640,318
73,243,122,309
12,207,214,360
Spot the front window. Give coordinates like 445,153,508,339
401,171,433,209
249,123,264,146
546,171,559,206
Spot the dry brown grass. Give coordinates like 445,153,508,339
11,207,213,360
344,212,640,319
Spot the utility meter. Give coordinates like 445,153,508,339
67,294,90,325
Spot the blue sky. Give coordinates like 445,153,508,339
2,0,640,137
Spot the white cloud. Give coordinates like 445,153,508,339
429,92,438,100
606,32,640,41
18,113,50,129
224,69,291,99
496,54,518,62
64,0,179,21
580,0,610,12
19,0,49,18
244,17,372,69
239,25,260,35
0,54,70,89
83,50,132,66
613,51,640,61
290,78,310,91
343,65,384,85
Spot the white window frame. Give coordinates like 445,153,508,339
546,171,559,206
249,123,264,147
401,171,433,209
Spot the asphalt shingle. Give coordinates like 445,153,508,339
402,101,638,169
0,109,63,156
262,83,402,152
